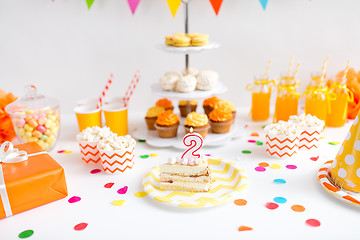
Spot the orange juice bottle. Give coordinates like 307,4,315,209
304,73,328,121
250,76,273,121
327,76,352,127
274,74,300,122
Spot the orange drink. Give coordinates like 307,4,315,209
248,76,273,121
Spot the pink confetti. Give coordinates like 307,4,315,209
244,124,248,128
205,154,211,157
286,165,297,170
310,156,319,161
265,202,279,210
248,140,256,143
74,222,88,231
306,219,321,227
90,169,101,174
117,186,128,194
57,150,65,153
68,196,81,203
104,183,114,188
255,166,266,172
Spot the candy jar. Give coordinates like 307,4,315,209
5,85,60,151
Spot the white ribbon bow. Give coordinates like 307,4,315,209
0,141,28,164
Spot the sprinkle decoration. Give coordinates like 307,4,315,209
286,165,297,170
104,183,114,188
306,219,321,227
258,162,269,167
57,150,65,153
63,150,72,154
18,230,34,239
265,202,279,210
250,132,259,137
135,191,148,198
205,154,211,157
248,140,256,143
256,141,263,146
90,169,101,174
112,200,126,206
273,197,287,204
234,199,247,206
68,196,81,203
255,166,266,172
74,223,88,231
291,205,305,212
310,156,319,161
140,155,149,159
270,164,281,169
150,153,158,157
138,139,146,142
117,186,128,194
238,226,253,231
329,142,340,145
274,179,286,184
242,150,252,154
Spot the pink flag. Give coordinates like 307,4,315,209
127,0,141,15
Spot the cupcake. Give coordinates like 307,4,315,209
203,96,221,117
214,100,236,124
178,100,198,117
196,70,219,91
175,74,197,93
208,108,233,134
145,106,165,130
155,110,180,138
184,112,210,138
156,98,174,111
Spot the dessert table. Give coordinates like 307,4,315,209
1,109,359,240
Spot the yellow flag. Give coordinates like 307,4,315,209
166,0,181,18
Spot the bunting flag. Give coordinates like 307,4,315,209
209,0,223,15
166,0,181,18
127,0,141,15
259,0,269,10
86,0,95,9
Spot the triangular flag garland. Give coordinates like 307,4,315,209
259,0,269,10
86,0,95,9
166,0,181,18
127,0,141,15
209,0,223,16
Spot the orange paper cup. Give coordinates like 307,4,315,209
103,102,128,136
74,105,102,132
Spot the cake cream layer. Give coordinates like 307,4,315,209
159,161,209,176
160,173,211,183
160,181,211,192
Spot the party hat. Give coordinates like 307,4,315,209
330,112,360,192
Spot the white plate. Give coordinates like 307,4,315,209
142,159,248,208
150,82,227,100
157,42,220,54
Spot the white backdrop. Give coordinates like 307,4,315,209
1,0,360,114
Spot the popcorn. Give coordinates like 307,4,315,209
264,120,302,136
97,135,136,151
289,113,325,128
76,126,115,142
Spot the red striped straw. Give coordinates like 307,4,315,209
124,70,140,107
97,73,113,109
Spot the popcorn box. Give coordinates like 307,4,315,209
266,134,299,159
0,142,68,219
79,140,100,163
299,126,322,150
99,145,135,174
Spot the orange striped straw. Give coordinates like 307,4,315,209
319,56,330,82
293,62,301,78
265,59,272,77
288,56,295,76
342,60,351,81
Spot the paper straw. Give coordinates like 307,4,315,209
97,73,113,109
319,57,330,82
342,60,351,81
124,70,139,101
124,70,140,107
288,56,295,76
265,59,272,77
293,62,301,78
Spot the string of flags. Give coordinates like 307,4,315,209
85,0,269,14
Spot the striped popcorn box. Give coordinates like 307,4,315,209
79,141,100,163
99,145,135,174
265,134,299,159
299,126,322,150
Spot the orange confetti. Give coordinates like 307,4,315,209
238,226,253,231
258,162,269,167
291,205,305,212
234,199,247,206
250,132,259,137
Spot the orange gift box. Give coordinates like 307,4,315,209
0,142,68,219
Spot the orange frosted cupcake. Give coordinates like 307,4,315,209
203,96,221,117
178,100,198,117
145,106,165,130
155,110,180,138
209,108,233,134
184,112,209,138
156,98,174,111
214,100,236,124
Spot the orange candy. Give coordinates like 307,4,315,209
234,199,247,206
238,226,253,231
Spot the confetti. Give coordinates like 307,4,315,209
274,179,286,184
234,199,247,206
138,139,146,142
104,183,114,188
57,150,65,153
306,219,321,227
258,162,269,167
150,153,158,157
286,165,297,170
135,191,148,198
242,150,252,154
18,230,34,239
244,124,248,128
238,226,253,231
256,141,263,145
68,196,81,203
140,155,149,159
90,169,101,174
328,142,340,145
117,186,128,194
270,164,281,169
248,140,256,143
74,223,88,231
251,132,259,137
273,197,287,204
265,202,279,210
320,136,325,139
112,200,126,206
291,205,305,212
255,166,266,172
310,156,319,161
205,154,211,157
63,151,72,154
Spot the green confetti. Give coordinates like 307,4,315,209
138,139,146,142
19,230,34,239
242,150,252,154
140,155,149,159
329,142,340,145
256,141,263,146
262,125,266,129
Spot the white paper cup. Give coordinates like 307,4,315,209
99,145,135,174
299,126,322,150
265,134,299,159
79,140,100,163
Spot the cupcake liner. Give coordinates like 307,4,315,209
99,145,135,174
79,140,100,163
155,123,179,138
265,134,299,159
299,126,322,150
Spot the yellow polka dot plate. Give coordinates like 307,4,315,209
318,160,360,207
142,159,248,208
